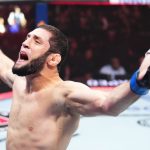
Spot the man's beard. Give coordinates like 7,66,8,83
12,52,48,76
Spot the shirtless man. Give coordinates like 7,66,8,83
0,24,150,150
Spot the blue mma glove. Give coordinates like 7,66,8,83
130,66,150,95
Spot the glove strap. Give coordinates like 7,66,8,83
130,70,149,95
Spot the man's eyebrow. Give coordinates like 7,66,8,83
34,35,43,41
26,33,43,41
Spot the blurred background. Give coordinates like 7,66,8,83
0,1,150,150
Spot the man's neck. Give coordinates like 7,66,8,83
25,69,62,93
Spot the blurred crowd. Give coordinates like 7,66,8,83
48,5,149,82
0,3,150,91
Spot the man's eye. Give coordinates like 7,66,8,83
26,34,30,39
35,40,40,44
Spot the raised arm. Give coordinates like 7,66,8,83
65,49,150,116
65,81,138,116
0,49,15,88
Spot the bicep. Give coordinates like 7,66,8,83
65,83,108,116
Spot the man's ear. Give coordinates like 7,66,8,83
47,54,61,67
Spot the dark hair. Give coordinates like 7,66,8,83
38,24,69,71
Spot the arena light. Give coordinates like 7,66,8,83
109,0,150,4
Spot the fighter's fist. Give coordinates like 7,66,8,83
137,66,150,89
138,49,150,81
130,49,150,95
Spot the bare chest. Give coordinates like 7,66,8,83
9,85,64,130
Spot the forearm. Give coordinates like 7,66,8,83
105,81,140,116
0,49,15,87
102,66,150,116
0,49,14,69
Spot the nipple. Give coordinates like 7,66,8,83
28,126,33,132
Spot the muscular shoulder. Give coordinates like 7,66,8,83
56,80,91,104
58,80,90,93
58,80,94,104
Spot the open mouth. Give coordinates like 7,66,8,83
19,51,29,61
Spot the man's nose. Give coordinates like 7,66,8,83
22,38,30,48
